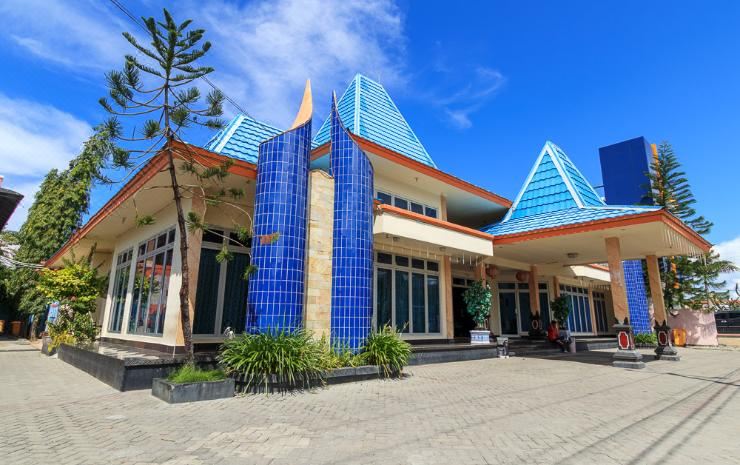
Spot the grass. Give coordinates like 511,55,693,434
167,363,226,384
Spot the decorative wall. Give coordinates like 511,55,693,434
624,260,652,334
246,119,311,333
329,98,375,351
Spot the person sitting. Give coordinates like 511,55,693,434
557,324,572,352
546,321,559,344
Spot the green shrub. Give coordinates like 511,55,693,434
463,280,492,329
218,329,327,392
360,325,411,377
47,310,98,349
551,297,570,327
634,332,658,345
168,363,225,384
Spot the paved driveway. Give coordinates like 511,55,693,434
1,337,739,465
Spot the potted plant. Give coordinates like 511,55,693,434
463,280,493,344
551,296,570,328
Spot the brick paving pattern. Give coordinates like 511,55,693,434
1,337,739,465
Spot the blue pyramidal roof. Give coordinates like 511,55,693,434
482,141,661,236
313,74,436,168
203,114,283,164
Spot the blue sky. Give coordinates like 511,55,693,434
1,0,738,287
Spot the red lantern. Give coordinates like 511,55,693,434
515,271,529,282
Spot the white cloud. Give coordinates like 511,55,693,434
425,67,506,129
0,94,91,177
714,235,740,293
0,0,132,73
191,0,407,127
0,93,91,230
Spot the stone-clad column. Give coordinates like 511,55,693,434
304,171,335,339
606,236,645,369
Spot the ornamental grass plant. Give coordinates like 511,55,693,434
218,329,328,392
360,325,411,377
167,363,225,384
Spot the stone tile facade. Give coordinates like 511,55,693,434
304,170,335,338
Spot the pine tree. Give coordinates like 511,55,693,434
11,130,111,335
647,142,737,310
100,9,230,359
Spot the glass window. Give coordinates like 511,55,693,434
452,277,467,286
499,282,516,290
194,228,252,335
377,252,392,264
410,202,424,215
128,228,175,335
108,249,132,333
427,275,440,332
412,273,426,333
376,268,393,329
394,197,409,210
202,229,224,244
376,252,441,335
377,191,392,205
395,270,409,333
425,207,437,218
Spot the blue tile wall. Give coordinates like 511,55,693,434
245,119,311,333
623,259,652,334
329,99,375,352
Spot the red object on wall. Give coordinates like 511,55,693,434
515,271,530,282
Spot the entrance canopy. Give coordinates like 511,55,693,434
483,141,710,266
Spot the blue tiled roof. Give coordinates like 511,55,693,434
483,141,662,236
313,74,436,168
203,114,283,164
483,206,661,236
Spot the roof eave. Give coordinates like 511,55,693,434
46,141,257,267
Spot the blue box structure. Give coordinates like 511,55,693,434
598,137,653,334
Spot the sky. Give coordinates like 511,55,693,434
0,0,738,290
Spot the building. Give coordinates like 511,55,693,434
48,75,710,364
599,137,655,334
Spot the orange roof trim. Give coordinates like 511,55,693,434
312,137,512,208
493,209,712,253
47,142,257,267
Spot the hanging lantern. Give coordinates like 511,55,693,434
515,271,530,282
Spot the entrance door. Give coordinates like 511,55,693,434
498,289,519,336
452,286,476,338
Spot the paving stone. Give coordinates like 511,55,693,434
1,337,739,464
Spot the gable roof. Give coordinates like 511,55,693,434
483,141,662,236
313,74,436,168
203,114,283,164
505,141,605,221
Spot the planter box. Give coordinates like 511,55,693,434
470,329,491,344
152,377,235,403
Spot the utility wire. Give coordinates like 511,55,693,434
108,0,251,117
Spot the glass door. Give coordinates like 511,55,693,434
498,283,519,335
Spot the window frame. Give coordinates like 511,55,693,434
107,248,133,333
373,251,441,335
195,227,251,336
375,190,438,219
127,227,176,336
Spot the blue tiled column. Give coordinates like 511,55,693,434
623,259,652,334
246,120,312,333
329,99,375,352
